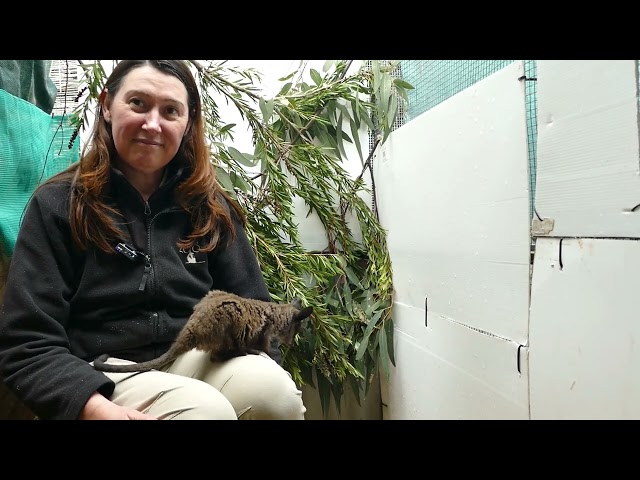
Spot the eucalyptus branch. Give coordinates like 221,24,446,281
269,62,365,166
189,60,263,101
355,135,381,184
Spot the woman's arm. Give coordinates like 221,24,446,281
0,184,114,419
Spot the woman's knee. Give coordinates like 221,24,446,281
105,359,239,419
122,375,238,420
214,355,307,420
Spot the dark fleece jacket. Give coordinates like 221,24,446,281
0,164,271,420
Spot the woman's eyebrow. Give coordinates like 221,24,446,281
124,89,186,108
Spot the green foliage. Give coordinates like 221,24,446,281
71,59,412,416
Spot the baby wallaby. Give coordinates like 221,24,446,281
93,289,313,373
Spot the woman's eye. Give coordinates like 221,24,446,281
130,98,143,107
166,106,178,116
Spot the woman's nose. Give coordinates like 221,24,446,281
143,109,161,133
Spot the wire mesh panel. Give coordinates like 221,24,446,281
522,61,537,221
49,60,81,117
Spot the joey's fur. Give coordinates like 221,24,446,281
93,290,312,373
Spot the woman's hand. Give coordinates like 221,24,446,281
79,392,157,420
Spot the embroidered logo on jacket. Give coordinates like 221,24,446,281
180,245,205,264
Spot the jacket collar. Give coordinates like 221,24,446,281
108,161,188,207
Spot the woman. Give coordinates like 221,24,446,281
0,60,307,420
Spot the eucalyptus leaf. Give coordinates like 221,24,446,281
228,146,258,167
335,102,353,124
379,74,392,118
387,95,398,130
318,373,332,418
215,167,234,194
350,99,361,130
350,118,364,164
340,130,354,144
393,78,415,90
310,68,323,86
358,103,376,131
335,113,347,159
348,376,362,407
218,123,236,134
278,71,296,82
356,309,383,360
342,280,353,312
345,266,363,289
384,315,396,366
230,170,250,193
259,98,274,124
278,82,292,96
326,100,338,128
378,327,390,380
364,299,381,318
395,85,409,104
372,60,381,92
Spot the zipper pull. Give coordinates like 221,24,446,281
144,201,151,215
138,254,151,292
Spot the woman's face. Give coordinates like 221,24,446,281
102,65,190,180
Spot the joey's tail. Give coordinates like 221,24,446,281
92,349,176,373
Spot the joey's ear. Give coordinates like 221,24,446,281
291,297,302,309
294,306,313,322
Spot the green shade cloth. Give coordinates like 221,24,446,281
0,60,58,114
0,88,78,256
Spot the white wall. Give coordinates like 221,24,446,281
375,61,531,419
533,60,640,238
377,59,640,420
529,60,640,419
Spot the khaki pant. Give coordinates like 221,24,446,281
98,350,306,420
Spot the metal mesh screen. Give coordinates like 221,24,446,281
522,61,537,221
49,60,80,117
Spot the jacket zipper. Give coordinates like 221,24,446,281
138,253,152,292
142,200,156,340
139,200,153,292
136,201,181,292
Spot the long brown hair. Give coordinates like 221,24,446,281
46,60,243,254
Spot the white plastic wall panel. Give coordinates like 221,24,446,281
376,60,530,341
379,302,528,419
375,61,531,419
535,60,640,238
529,237,640,419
